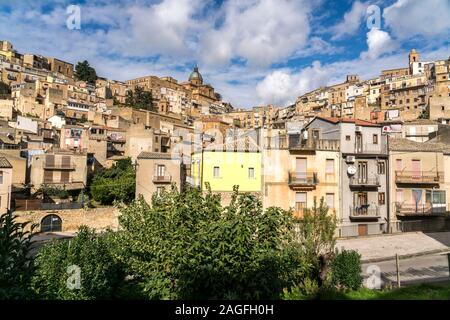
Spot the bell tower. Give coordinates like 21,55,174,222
409,49,420,64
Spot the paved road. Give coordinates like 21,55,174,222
362,252,450,288
337,231,450,262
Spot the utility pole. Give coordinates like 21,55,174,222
396,253,401,288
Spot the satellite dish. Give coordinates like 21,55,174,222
347,165,357,175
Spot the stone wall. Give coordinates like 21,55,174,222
14,207,120,233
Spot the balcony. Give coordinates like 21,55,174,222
288,172,318,189
289,137,340,152
349,176,380,188
44,163,76,170
349,205,381,220
395,203,448,216
152,174,172,183
354,143,388,154
395,171,444,185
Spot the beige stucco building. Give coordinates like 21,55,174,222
389,138,450,229
135,152,184,204
29,151,87,192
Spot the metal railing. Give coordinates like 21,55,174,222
349,205,380,217
349,176,380,187
395,171,444,184
395,202,447,215
354,143,387,154
288,172,319,186
288,137,340,151
152,174,172,183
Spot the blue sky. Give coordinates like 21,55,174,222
0,0,449,108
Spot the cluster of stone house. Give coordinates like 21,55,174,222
136,115,450,237
2,38,450,238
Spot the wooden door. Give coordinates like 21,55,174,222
357,162,368,183
355,133,363,153
358,224,368,236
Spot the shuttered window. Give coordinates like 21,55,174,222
325,159,334,174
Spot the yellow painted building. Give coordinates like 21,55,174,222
190,140,262,204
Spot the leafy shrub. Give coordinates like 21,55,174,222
32,226,124,299
330,249,363,291
113,185,311,300
282,278,319,300
0,212,35,299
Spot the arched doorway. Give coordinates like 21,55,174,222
41,214,62,232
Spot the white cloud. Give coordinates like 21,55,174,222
330,1,368,40
0,0,449,109
384,0,450,39
105,0,204,58
200,0,311,67
256,61,329,106
360,28,397,60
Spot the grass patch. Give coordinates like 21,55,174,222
319,283,450,300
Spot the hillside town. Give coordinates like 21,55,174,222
1,39,450,238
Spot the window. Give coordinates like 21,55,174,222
248,167,255,179
0,171,3,184
345,135,351,141
395,159,403,171
213,166,220,178
377,161,385,174
373,134,378,144
155,165,166,178
325,159,334,174
426,190,446,204
378,192,386,205
295,192,307,212
326,193,334,209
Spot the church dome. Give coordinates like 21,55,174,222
189,66,203,84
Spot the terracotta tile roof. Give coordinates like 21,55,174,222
315,116,380,127
389,138,450,153
205,136,260,152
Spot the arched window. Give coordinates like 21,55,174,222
41,214,62,232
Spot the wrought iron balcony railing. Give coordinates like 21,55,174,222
395,171,444,184
152,174,172,183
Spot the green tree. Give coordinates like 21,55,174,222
32,226,123,300
74,60,97,84
124,86,153,111
0,211,35,299
112,185,310,300
296,197,337,289
90,158,136,205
